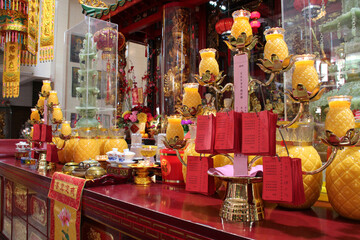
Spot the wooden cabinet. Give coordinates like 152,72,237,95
0,155,359,240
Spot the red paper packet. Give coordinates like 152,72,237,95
41,124,52,142
33,124,42,141
185,156,215,195
46,144,59,163
195,114,216,154
214,111,241,153
262,156,305,205
241,111,277,156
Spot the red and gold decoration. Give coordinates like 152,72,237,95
0,0,55,98
39,0,55,62
3,42,21,98
28,0,40,55
48,172,86,240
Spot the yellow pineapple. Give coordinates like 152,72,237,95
104,138,128,154
326,147,360,220
73,139,100,163
279,145,322,209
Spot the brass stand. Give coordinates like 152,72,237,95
130,164,158,185
134,168,151,185
208,173,264,222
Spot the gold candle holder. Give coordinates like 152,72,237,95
292,54,319,93
177,83,203,119
163,116,187,149
37,96,45,108
166,116,184,141
48,90,59,106
325,96,355,138
264,27,288,61
41,80,52,97
230,10,252,39
30,108,40,124
224,9,257,54
60,121,72,140
52,105,63,124
199,48,219,77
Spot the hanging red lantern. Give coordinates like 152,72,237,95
215,17,234,35
250,11,261,34
293,0,328,12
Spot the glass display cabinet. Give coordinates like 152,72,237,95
281,0,360,121
63,17,118,130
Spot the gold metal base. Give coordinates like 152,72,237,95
209,172,264,222
130,164,157,185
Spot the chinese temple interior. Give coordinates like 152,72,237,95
0,0,360,239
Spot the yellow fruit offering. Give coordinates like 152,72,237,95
73,139,100,163
279,144,322,209
325,96,355,138
292,55,319,92
326,147,360,220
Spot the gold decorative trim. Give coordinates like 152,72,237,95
79,0,108,8
84,198,210,240
169,228,185,237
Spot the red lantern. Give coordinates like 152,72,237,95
250,20,261,28
293,0,328,12
250,11,261,34
251,11,261,19
215,17,234,35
